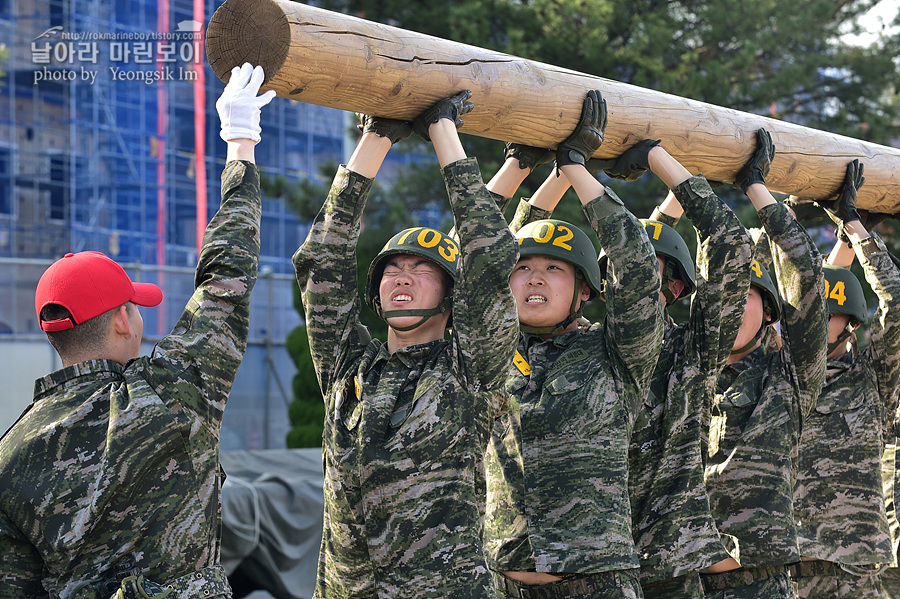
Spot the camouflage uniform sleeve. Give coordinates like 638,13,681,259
673,176,752,375
444,157,519,396
751,227,774,271
0,515,45,598
149,160,261,412
584,187,664,395
761,202,827,417
293,166,374,394
489,190,513,215
508,198,553,233
648,206,680,229
857,234,900,437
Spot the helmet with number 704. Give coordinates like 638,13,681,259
823,264,868,325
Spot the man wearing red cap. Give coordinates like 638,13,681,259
0,63,274,599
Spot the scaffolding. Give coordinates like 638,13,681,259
0,0,357,449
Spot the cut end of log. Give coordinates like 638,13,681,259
205,0,291,85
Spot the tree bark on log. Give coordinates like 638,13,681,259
206,0,900,210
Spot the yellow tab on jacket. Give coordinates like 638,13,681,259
354,376,362,400
513,350,531,376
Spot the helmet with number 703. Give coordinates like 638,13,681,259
823,264,868,325
365,227,459,318
515,219,603,299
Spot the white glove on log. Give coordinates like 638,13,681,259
217,63,277,142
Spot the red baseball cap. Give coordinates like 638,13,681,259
35,251,163,332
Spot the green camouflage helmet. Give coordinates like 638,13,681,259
365,226,458,317
596,219,695,302
750,259,782,325
823,264,868,324
640,219,696,299
515,219,603,299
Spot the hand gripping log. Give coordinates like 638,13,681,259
206,0,900,210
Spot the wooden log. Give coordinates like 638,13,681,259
206,0,900,210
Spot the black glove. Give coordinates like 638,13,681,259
815,159,864,233
836,208,889,244
783,196,829,225
602,139,661,181
584,157,616,174
505,142,554,171
733,128,775,192
556,90,607,169
413,90,474,141
356,113,412,145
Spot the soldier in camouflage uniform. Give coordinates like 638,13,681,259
790,161,900,598
484,90,664,599
0,63,274,599
702,129,828,598
292,91,519,599
615,142,754,599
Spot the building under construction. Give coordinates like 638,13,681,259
0,0,408,449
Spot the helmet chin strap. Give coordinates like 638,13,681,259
520,273,585,336
827,324,854,356
660,261,680,306
379,297,452,332
730,306,775,356
730,326,764,356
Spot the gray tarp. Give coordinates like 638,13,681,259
220,449,325,599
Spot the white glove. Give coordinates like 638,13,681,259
217,63,277,142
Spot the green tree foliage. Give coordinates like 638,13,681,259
0,44,8,88
282,0,900,445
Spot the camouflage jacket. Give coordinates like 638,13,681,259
0,161,261,599
705,202,827,569
292,159,518,599
484,189,665,574
630,176,751,583
795,234,900,565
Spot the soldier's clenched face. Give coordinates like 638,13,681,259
511,255,590,330
379,254,450,328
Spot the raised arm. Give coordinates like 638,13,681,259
418,92,519,393
649,141,753,375
557,91,664,392
152,63,272,411
821,163,900,429
745,166,827,416
856,233,900,431
293,117,404,391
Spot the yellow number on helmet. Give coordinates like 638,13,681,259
439,238,459,262
647,222,662,241
417,229,442,248
535,222,555,244
751,260,763,278
397,227,423,245
829,280,847,306
552,225,574,251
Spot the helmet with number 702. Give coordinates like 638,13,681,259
823,264,868,325
365,227,458,318
515,219,603,299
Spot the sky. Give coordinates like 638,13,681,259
845,0,900,46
